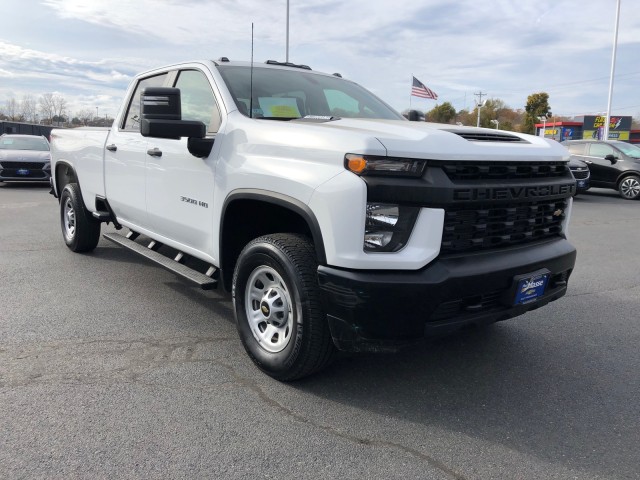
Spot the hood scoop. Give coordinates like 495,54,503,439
443,129,529,143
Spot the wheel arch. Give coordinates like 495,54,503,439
616,170,640,189
54,161,78,201
219,190,327,292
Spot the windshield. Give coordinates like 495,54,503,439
217,65,403,121
612,141,640,159
0,136,49,151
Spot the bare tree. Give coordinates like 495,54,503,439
52,95,68,123
20,95,38,123
76,108,95,126
4,98,21,121
39,93,56,124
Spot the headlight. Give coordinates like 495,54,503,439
364,203,419,252
345,154,426,177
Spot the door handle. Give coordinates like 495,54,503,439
147,148,162,157
584,160,592,164
106,144,117,152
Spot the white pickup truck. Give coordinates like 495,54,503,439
50,58,577,380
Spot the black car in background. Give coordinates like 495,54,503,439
0,134,51,183
568,157,590,194
563,139,640,200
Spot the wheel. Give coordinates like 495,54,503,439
232,233,335,380
618,175,640,200
60,183,101,252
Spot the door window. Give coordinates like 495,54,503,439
589,143,615,158
174,70,221,133
566,143,586,155
122,73,168,131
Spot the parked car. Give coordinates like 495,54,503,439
0,134,51,183
568,157,590,194
563,139,640,199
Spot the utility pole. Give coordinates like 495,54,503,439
474,91,486,127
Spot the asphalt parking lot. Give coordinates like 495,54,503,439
1,184,639,480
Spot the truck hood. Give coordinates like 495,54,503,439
295,118,569,162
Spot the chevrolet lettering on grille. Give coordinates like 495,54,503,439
453,183,575,201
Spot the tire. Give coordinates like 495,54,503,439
618,175,640,200
60,183,101,252
232,233,335,381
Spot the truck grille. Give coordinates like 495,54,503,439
437,161,567,181
441,199,567,254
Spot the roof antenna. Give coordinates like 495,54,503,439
249,23,254,119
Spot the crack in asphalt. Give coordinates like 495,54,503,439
1,336,466,480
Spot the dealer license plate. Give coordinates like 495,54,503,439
16,168,30,176
514,273,549,305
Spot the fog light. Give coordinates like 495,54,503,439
366,204,399,227
364,231,394,249
364,203,419,252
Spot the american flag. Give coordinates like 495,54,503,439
411,76,438,100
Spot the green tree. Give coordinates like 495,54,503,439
426,102,456,124
523,92,551,134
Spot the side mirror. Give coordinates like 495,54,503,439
140,87,206,140
407,110,424,122
604,154,617,164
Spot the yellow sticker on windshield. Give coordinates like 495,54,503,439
269,105,300,117
258,97,301,118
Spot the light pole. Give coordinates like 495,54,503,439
604,0,621,141
538,115,547,137
490,119,499,129
476,101,485,127
285,0,290,62
96,106,99,120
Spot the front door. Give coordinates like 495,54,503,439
145,68,223,257
585,142,619,187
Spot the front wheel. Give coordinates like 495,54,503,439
232,234,334,381
60,183,101,252
618,175,640,200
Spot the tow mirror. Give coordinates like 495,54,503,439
140,87,206,140
406,109,424,122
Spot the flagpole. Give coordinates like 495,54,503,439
409,74,412,110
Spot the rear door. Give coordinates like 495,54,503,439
105,72,169,227
145,67,223,256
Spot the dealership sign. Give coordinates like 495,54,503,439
582,115,631,141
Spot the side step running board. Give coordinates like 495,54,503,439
103,232,217,290
92,211,111,221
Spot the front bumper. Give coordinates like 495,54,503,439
318,238,576,352
575,178,590,193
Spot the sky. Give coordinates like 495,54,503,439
1,0,639,121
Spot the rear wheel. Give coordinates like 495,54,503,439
232,233,334,381
60,183,101,252
618,175,640,200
